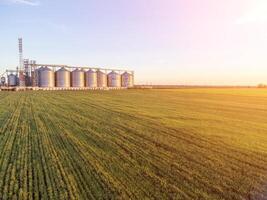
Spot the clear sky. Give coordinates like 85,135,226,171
0,0,267,85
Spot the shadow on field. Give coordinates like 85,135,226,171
249,184,267,200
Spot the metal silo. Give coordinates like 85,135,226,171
85,69,97,88
107,71,121,87
56,67,70,87
39,67,55,88
97,70,107,88
34,67,43,87
1,77,6,85
8,74,17,86
121,72,134,87
71,69,85,87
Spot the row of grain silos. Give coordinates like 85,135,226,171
37,67,134,88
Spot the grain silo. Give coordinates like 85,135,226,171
97,70,107,88
121,72,134,87
85,69,97,88
1,77,6,85
34,67,43,87
8,74,17,86
107,71,121,87
39,67,55,87
71,69,85,87
56,67,70,87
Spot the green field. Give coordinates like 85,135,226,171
0,89,266,200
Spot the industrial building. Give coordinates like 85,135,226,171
0,38,134,91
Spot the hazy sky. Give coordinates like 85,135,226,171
0,0,267,85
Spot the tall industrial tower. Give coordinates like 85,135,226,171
18,38,25,86
18,38,23,70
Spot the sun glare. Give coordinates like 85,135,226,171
237,0,267,24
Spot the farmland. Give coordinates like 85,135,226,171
0,89,266,200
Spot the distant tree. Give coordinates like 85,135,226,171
257,84,267,88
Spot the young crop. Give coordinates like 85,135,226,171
0,89,266,199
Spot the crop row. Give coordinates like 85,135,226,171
0,90,266,199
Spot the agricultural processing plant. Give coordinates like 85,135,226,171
1,0,267,199
0,38,134,91
0,89,266,199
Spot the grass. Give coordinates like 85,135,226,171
0,88,266,199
